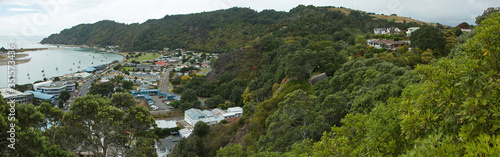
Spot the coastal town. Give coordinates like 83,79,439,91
0,46,243,157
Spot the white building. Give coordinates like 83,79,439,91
179,128,192,138
33,81,76,98
374,27,401,35
0,88,33,104
184,107,244,126
406,27,420,36
155,120,178,129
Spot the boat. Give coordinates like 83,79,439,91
69,68,73,71
56,67,58,70
42,70,44,73
79,61,81,64
77,65,81,69
73,63,75,65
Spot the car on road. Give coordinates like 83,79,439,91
159,96,164,98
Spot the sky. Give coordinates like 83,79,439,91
0,0,498,38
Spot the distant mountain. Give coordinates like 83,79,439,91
41,5,430,52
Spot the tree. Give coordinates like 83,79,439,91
180,89,197,104
205,95,225,108
63,93,155,157
169,100,181,108
113,64,121,70
122,80,133,90
194,121,209,137
53,77,60,82
410,26,446,53
59,90,70,102
475,7,500,24
216,144,244,157
88,82,115,97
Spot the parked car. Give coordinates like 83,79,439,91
159,96,164,98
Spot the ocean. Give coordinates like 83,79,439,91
0,36,124,88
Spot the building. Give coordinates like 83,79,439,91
156,135,180,157
134,65,152,72
179,128,192,138
367,39,410,51
24,91,56,105
155,120,178,129
374,27,401,35
129,72,159,79
406,27,420,36
184,107,244,126
223,107,243,119
63,72,92,80
184,108,223,126
33,81,76,98
85,67,97,73
0,88,33,104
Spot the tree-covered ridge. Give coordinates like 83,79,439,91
41,7,287,52
41,5,424,52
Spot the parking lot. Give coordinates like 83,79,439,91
150,95,173,111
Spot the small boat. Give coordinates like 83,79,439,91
56,67,58,70
43,74,45,76
77,65,81,69
79,61,81,64
91,62,93,64
73,63,75,65
69,68,73,71
42,70,44,73
93,56,95,58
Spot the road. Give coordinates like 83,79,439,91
160,68,171,93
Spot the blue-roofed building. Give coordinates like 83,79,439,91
24,91,56,105
85,67,97,73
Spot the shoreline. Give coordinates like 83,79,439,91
0,53,31,65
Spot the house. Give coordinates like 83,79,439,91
0,88,33,104
155,61,166,66
367,39,410,51
134,65,152,72
155,120,178,129
461,28,473,33
202,61,210,67
406,27,420,36
156,135,180,157
373,27,401,35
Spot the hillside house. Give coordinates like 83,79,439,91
367,39,410,51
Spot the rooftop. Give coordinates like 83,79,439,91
156,120,177,129
0,88,29,98
24,91,55,100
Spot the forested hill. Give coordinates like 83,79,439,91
40,5,425,52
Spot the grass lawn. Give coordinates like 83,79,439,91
126,53,161,62
121,67,133,72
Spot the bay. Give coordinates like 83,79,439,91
0,36,124,88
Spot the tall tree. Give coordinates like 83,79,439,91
410,26,446,55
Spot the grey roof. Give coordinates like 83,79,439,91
136,65,152,68
157,135,180,152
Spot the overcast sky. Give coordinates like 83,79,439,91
0,0,498,37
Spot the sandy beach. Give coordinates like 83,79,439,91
0,53,31,65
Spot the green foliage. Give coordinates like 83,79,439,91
59,90,71,102
216,144,244,157
194,121,210,137
169,100,181,108
409,26,446,54
88,82,115,97
122,80,133,89
205,95,225,108
181,88,198,104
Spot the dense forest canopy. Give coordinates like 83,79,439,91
41,5,423,52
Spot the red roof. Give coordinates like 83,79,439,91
155,61,166,66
